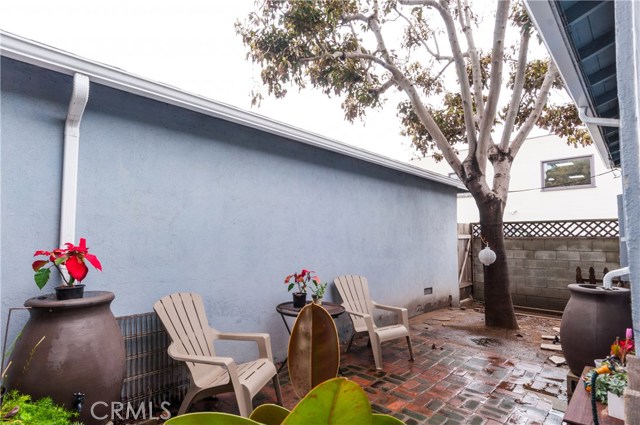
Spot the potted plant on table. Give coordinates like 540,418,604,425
284,269,320,308
584,328,635,421
32,237,102,300
310,281,328,305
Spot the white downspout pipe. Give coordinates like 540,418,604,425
603,266,630,290
579,107,621,128
60,73,90,247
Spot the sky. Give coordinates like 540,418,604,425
0,0,423,162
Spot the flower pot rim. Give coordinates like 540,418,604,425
25,291,115,309
567,283,630,295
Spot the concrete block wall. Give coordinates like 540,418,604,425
472,237,621,311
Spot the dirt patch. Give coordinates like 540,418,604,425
411,303,564,364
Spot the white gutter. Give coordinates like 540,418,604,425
0,31,466,191
524,1,616,170
60,73,90,247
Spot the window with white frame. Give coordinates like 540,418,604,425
541,155,595,190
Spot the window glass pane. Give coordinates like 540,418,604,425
542,156,593,189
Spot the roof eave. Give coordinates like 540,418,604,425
0,30,467,191
524,0,615,169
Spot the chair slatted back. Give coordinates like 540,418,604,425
154,292,220,377
334,275,375,333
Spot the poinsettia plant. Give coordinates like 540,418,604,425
284,269,320,294
610,328,635,365
584,329,635,403
32,238,102,289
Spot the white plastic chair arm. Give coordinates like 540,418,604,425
343,308,376,335
168,344,235,368
216,332,273,361
372,302,409,326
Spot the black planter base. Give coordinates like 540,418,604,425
292,292,307,308
55,284,85,300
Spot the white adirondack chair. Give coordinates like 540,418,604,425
154,292,282,417
334,275,414,370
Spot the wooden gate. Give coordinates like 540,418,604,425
457,223,473,300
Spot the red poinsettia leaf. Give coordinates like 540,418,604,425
78,238,87,252
32,260,48,271
33,250,50,257
66,256,88,281
51,248,65,261
84,253,102,271
620,340,635,350
284,274,294,283
312,276,321,284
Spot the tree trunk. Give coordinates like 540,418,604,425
478,198,519,329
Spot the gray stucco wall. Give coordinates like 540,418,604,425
1,57,459,362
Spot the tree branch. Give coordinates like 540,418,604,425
499,25,530,150
342,13,370,23
341,49,463,173
434,58,455,80
491,150,512,203
477,0,510,171
369,0,393,63
394,5,453,61
510,61,559,156
458,0,485,119
375,79,396,95
399,0,479,156
397,0,439,6
348,22,376,85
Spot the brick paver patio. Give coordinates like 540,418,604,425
192,307,568,425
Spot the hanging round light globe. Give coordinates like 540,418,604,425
478,246,496,266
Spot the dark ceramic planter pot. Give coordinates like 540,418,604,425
560,284,632,376
292,292,307,308
54,284,85,300
4,291,125,425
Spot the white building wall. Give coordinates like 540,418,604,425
413,133,623,223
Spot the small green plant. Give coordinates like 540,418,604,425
0,390,80,424
584,362,629,403
310,281,328,299
604,372,628,397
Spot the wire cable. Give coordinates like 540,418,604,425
507,168,620,194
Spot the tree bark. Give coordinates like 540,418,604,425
477,197,519,329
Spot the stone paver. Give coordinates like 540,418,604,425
189,308,567,424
